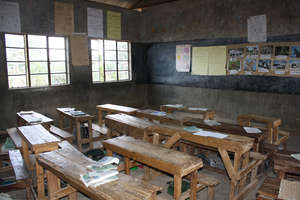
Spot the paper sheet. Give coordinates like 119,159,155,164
107,11,121,40
184,126,202,132
70,34,89,66
193,130,227,139
188,107,208,111
204,120,221,126
0,1,21,33
150,111,167,116
164,104,184,108
192,47,209,75
243,127,262,134
291,154,300,161
278,179,300,200
55,1,74,35
176,45,191,72
87,8,103,38
247,14,267,43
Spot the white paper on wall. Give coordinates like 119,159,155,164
176,45,191,72
247,14,267,43
87,8,103,38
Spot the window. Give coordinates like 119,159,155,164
5,34,69,88
91,39,131,82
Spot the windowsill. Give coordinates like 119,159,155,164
92,80,134,85
8,84,71,91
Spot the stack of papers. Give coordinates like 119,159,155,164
204,120,221,126
243,127,262,134
164,104,184,108
150,111,167,116
193,130,228,139
61,107,75,112
188,107,208,111
291,154,300,161
70,110,86,116
19,111,34,115
80,156,120,187
183,126,202,132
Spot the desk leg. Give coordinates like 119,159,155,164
230,152,241,200
174,175,182,200
36,157,45,199
88,119,93,150
239,152,249,189
106,149,113,156
76,121,82,152
267,123,273,144
21,140,33,171
98,110,103,126
124,157,130,175
46,170,60,199
59,114,64,129
190,170,198,200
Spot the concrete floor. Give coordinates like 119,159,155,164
4,130,300,200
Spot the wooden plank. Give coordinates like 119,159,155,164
7,128,22,149
8,150,29,181
103,136,203,176
17,111,54,125
96,104,138,114
49,125,73,141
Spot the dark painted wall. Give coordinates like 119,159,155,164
0,0,147,130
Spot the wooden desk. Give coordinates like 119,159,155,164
105,113,156,139
17,124,60,199
238,114,284,145
184,119,265,152
147,125,261,200
56,108,93,152
273,151,300,179
103,136,203,200
17,111,53,129
37,142,161,200
136,109,204,125
160,105,215,120
96,104,138,126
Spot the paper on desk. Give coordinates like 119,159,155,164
164,104,184,108
193,130,228,139
278,179,300,200
19,111,34,115
203,120,221,126
188,107,208,111
70,110,86,116
28,116,42,123
150,111,167,116
243,127,262,134
291,154,300,161
184,126,202,132
61,107,75,112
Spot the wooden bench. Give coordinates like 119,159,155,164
160,105,215,120
273,150,300,179
49,125,74,143
7,128,22,149
256,177,281,200
83,122,108,140
0,150,32,200
37,141,162,200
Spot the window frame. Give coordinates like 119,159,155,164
4,33,70,89
90,38,132,83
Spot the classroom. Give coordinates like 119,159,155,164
0,0,299,199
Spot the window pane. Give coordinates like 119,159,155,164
6,48,25,61
118,61,128,70
49,49,65,61
92,50,100,61
92,61,101,71
117,42,128,50
8,75,27,88
31,74,49,87
30,62,48,74
105,61,117,70
105,51,116,60
50,62,66,73
91,40,103,50
28,35,47,48
7,62,26,75
92,72,100,82
118,71,129,80
51,73,66,85
49,37,65,49
118,51,128,60
5,34,24,48
105,71,117,81
104,40,116,50
29,49,47,61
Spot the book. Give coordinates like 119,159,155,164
80,169,118,187
69,110,86,116
203,120,221,126
183,126,202,132
87,163,118,173
188,107,208,111
94,156,120,166
150,111,167,116
91,175,119,187
243,127,262,134
164,104,184,108
19,111,34,115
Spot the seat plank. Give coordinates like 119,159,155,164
7,128,22,149
49,125,73,142
8,150,29,181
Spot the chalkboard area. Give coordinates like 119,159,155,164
146,35,300,95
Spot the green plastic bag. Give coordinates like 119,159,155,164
167,179,190,197
1,138,15,152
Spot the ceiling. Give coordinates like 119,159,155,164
88,0,179,10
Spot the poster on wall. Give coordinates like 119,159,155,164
176,45,191,72
247,14,267,43
275,46,289,59
244,59,256,74
290,60,300,75
258,59,271,72
228,60,241,74
260,45,273,59
0,1,21,33
55,1,74,35
273,60,286,74
87,8,103,38
246,46,259,59
107,11,121,40
291,46,300,58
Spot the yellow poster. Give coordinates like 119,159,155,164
107,11,121,40
192,47,209,75
55,1,74,35
70,34,89,66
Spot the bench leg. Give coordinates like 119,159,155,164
106,149,113,156
174,175,182,200
208,186,215,200
69,191,77,200
190,170,198,200
46,170,60,199
76,122,82,152
36,161,45,199
124,157,130,175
